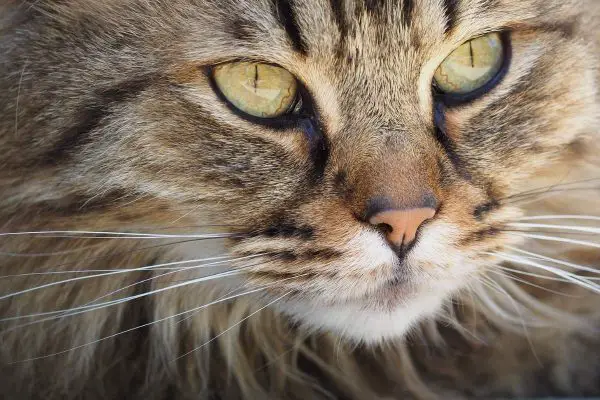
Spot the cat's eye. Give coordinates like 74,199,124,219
212,62,299,119
433,32,506,101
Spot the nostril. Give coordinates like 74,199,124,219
375,222,393,236
369,207,436,247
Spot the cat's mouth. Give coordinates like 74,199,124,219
242,252,444,310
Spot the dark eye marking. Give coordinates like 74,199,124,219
433,103,472,182
300,118,330,182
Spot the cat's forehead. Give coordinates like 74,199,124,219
210,0,554,51
185,0,564,80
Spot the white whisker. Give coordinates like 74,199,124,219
487,252,600,294
175,291,291,361
518,215,600,222
0,255,267,323
0,255,239,301
0,230,239,239
496,265,575,283
0,244,106,258
0,266,235,278
0,268,246,330
474,276,527,324
507,222,600,235
505,246,599,275
475,275,543,362
8,286,269,364
487,273,588,328
14,61,27,137
489,270,577,297
507,233,600,249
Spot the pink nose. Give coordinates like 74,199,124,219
369,208,436,247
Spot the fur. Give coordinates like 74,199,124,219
0,0,599,398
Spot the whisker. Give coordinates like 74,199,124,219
174,291,291,361
505,246,599,275
14,61,27,137
501,229,599,237
507,223,600,235
506,232,600,249
134,224,248,231
504,186,600,203
0,255,237,301
0,268,246,330
497,265,577,283
0,231,241,240
0,266,235,278
0,238,231,270
489,273,593,330
8,286,269,364
73,257,254,309
69,253,272,318
489,269,578,297
518,215,600,222
487,252,600,294
0,243,107,258
498,178,600,202
0,255,277,328
474,274,545,352
476,274,545,364
173,272,309,326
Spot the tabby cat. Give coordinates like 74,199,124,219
1,0,599,398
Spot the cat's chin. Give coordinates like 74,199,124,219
276,278,462,343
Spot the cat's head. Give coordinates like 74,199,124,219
1,0,598,342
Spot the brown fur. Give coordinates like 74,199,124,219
0,0,599,398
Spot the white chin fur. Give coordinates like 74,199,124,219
278,287,454,343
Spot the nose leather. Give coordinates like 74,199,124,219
369,208,436,246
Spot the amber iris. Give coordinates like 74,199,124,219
213,62,298,118
434,33,504,95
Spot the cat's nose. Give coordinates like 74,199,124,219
368,205,436,247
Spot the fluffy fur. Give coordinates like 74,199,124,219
0,0,599,398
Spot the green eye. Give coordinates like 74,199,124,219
434,32,505,97
212,62,299,118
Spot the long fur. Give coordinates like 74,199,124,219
1,0,599,398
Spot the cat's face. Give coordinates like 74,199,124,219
2,0,597,342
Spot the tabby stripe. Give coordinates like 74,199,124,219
44,77,153,164
363,0,386,14
442,0,459,34
433,102,473,181
530,21,577,39
458,227,500,246
273,0,309,55
329,0,348,35
400,0,413,27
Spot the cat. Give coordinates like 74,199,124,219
1,0,599,398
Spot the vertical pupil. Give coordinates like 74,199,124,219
433,33,504,96
469,41,474,67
